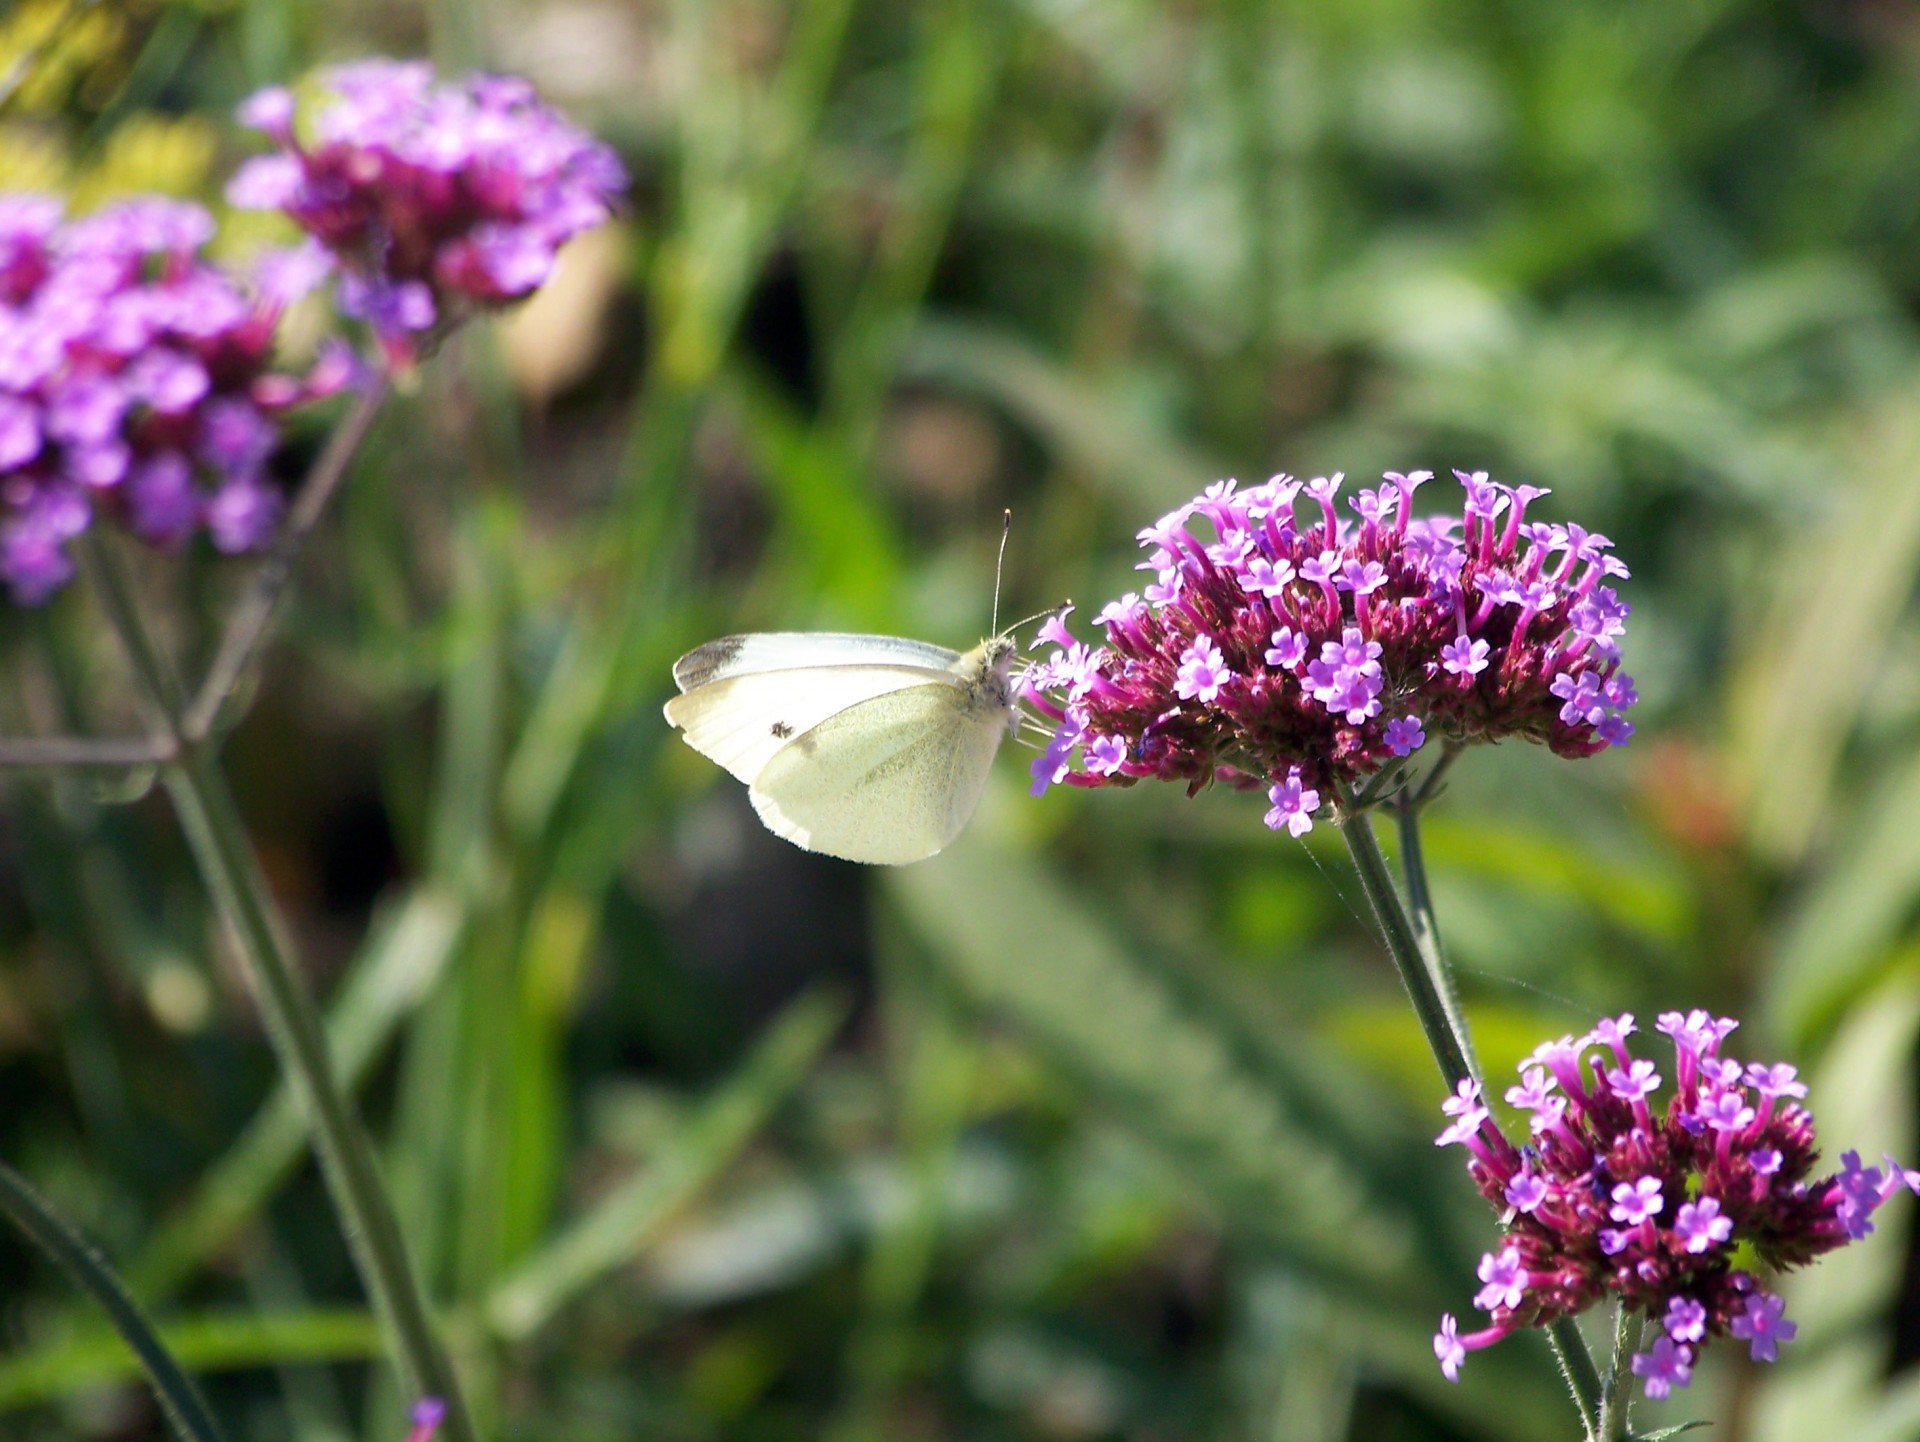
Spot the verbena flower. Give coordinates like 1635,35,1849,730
1432,1010,1919,1399
228,59,627,368
0,194,349,605
405,1399,446,1442
1021,471,1635,834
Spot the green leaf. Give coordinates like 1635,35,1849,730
888,838,1413,1290
889,835,1569,1434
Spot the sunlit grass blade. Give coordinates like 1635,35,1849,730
0,1307,381,1417
1727,398,1920,865
486,987,848,1340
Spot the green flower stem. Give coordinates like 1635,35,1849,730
0,1160,228,1442
0,735,174,768
83,536,474,1442
183,376,390,744
1391,790,1479,1087
1334,779,1603,1438
1332,787,1476,1089
1552,1317,1608,1442
0,383,388,771
1597,1304,1643,1442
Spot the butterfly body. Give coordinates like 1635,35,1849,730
665,632,1019,865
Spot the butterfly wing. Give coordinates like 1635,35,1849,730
664,663,952,785
672,633,962,690
747,682,1007,865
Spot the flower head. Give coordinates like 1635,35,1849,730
405,1399,446,1442
1431,1009,1913,1397
0,194,346,604
1021,471,1635,826
230,59,626,368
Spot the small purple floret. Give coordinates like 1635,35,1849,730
1630,1337,1693,1400
1263,766,1319,838
1729,1292,1797,1363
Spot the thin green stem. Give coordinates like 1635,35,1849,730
1392,792,1480,1087
0,1160,228,1442
1410,739,1463,810
1332,788,1475,1089
83,536,475,1442
184,377,390,744
1554,1315,1608,1441
0,735,175,768
1597,1304,1643,1442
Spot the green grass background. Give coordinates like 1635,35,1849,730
6,0,1920,1438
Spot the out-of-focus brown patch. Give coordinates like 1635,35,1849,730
500,222,632,407
1636,735,1740,858
881,396,1003,506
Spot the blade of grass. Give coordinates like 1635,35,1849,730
0,1308,381,1415
1727,399,1920,864
900,320,1222,510
504,0,862,843
824,953,978,1442
487,988,847,1340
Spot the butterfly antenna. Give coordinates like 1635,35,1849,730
1004,598,1073,639
992,509,1012,636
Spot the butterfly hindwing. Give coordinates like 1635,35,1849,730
748,682,1003,865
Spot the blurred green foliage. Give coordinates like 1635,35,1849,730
7,0,1920,1439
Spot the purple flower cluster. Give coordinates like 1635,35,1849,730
405,1399,446,1442
1022,471,1636,835
228,59,626,367
0,195,349,604
1433,1011,1919,1399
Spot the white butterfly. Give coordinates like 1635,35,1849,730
664,630,1021,865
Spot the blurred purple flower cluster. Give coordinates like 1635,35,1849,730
0,195,351,604
1433,1011,1918,1399
1021,470,1636,834
0,57,624,609
228,59,626,367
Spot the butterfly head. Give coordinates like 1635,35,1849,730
956,633,1020,720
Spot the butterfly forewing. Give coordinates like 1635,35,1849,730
672,633,962,691
664,664,955,784
747,683,1004,864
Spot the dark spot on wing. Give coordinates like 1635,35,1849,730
674,636,746,691
770,721,794,738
